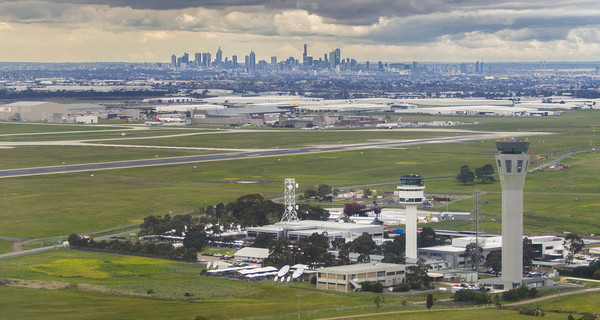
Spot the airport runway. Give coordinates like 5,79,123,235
0,132,546,178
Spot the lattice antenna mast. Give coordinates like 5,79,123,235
281,178,299,222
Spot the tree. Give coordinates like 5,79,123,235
563,233,585,264
11,112,21,121
350,233,378,263
457,165,475,185
407,258,430,289
418,227,439,248
254,233,275,248
381,234,405,264
317,184,332,200
485,250,502,276
426,293,434,311
183,225,207,251
475,164,495,183
523,237,535,271
304,189,317,199
374,296,384,310
464,242,484,269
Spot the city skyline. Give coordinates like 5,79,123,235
0,1,600,62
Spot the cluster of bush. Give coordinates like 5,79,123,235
68,234,197,262
519,307,545,317
392,283,411,292
501,285,538,301
360,281,384,293
453,288,491,304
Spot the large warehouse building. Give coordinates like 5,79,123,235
0,101,68,122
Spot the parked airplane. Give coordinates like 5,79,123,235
153,113,185,123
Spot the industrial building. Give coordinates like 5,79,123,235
0,101,68,122
246,220,385,244
316,263,406,292
233,247,269,263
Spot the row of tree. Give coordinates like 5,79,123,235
204,194,329,228
67,234,198,262
457,164,495,184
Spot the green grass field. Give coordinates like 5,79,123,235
0,239,11,254
0,122,127,134
1,125,599,238
0,145,217,170
522,291,600,314
95,129,469,149
0,249,435,320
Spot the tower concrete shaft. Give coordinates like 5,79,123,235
397,175,425,260
495,139,529,287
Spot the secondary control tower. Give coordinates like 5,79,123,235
398,174,425,260
495,138,530,288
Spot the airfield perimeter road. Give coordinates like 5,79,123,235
0,131,549,179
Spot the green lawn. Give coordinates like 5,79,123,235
0,239,11,254
0,128,215,142
100,130,470,149
342,308,568,320
0,122,127,134
522,291,600,314
1,131,599,238
0,145,217,170
0,249,416,320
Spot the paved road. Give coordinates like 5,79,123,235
0,245,61,260
0,132,547,178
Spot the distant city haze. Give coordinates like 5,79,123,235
1,0,600,62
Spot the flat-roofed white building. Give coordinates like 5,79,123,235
316,263,406,292
0,101,68,122
233,247,269,263
246,220,385,244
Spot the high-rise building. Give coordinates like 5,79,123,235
271,56,277,66
232,55,238,69
181,52,189,64
215,47,223,66
397,175,425,260
194,53,202,66
495,138,530,288
303,44,308,66
170,54,177,67
249,51,256,72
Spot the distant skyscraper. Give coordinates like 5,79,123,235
182,52,189,64
249,51,256,72
303,44,308,66
271,56,277,65
205,53,211,67
232,55,238,69
476,61,480,73
170,54,176,67
194,53,202,66
215,47,223,66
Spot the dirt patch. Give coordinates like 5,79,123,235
0,278,70,290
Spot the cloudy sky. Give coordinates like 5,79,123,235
1,0,599,63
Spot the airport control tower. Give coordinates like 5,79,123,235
398,174,425,260
495,138,530,288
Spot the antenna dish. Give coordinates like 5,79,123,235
206,261,212,269
273,276,279,282
277,265,290,277
292,266,305,279
280,276,285,282
287,275,292,282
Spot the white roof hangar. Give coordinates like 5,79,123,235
234,247,269,262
